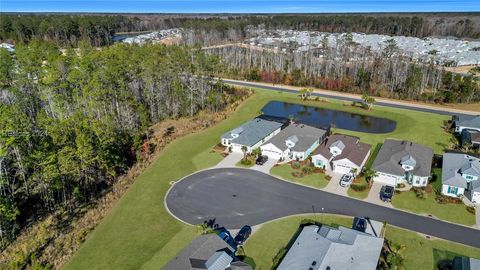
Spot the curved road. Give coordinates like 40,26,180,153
166,168,480,248
222,79,476,117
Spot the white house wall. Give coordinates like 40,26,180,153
441,184,465,198
332,159,360,175
261,143,287,160
373,173,400,186
312,155,330,169
456,125,480,133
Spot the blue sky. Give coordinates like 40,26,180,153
1,0,479,13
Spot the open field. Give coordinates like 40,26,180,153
244,214,480,270
64,87,458,269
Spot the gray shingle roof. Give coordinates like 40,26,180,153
221,118,283,147
442,153,480,189
312,134,371,167
163,234,234,270
372,139,433,177
205,251,233,270
277,225,383,270
455,115,480,129
263,123,327,152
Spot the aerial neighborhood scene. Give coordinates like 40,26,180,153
1,1,480,270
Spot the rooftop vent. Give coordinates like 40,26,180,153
312,261,317,266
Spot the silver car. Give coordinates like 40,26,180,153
339,174,354,187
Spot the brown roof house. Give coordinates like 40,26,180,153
311,134,371,176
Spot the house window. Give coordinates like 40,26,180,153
447,186,458,195
415,180,420,184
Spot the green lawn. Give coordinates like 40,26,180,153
243,214,353,270
385,225,480,269
270,164,329,189
391,190,476,226
64,87,457,269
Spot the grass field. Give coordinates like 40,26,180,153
391,189,476,226
244,214,480,270
270,164,329,189
64,87,456,269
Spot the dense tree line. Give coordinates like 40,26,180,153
2,14,479,47
206,38,479,103
0,15,136,46
0,41,237,247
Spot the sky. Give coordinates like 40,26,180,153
1,0,479,13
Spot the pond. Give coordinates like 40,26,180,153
261,101,396,134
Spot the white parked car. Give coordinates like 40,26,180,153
339,174,354,187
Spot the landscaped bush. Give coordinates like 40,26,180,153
435,194,463,204
466,206,476,215
271,247,288,269
301,166,314,174
325,175,332,181
397,183,406,188
415,189,426,199
425,184,433,194
240,159,252,166
350,184,367,192
291,171,304,178
291,161,301,169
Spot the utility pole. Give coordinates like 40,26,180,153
312,205,317,224
321,207,325,224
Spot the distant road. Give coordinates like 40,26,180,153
166,168,480,248
222,78,478,116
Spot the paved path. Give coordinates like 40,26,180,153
214,152,243,168
366,182,393,208
222,79,477,117
476,204,480,230
166,168,480,248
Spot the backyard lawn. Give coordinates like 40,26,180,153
244,214,480,270
64,87,457,269
270,163,329,189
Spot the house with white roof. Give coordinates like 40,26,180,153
311,134,371,176
372,139,433,187
277,225,383,270
260,123,327,161
221,118,283,154
441,153,480,204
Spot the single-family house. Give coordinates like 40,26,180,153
260,123,328,161
276,225,384,270
461,129,480,149
311,134,371,176
372,140,433,187
441,153,480,204
163,233,252,270
221,118,283,154
452,115,480,133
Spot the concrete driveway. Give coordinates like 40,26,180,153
215,152,243,168
322,172,348,196
250,157,278,174
366,182,393,208
166,168,480,247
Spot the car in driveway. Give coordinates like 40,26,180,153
234,225,252,245
256,155,269,165
380,185,395,202
352,217,367,233
339,174,354,187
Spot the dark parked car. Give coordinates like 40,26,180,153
380,185,395,202
352,217,367,232
256,155,268,165
234,225,252,245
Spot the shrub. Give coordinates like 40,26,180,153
291,161,301,169
425,184,433,194
350,184,367,192
325,175,332,181
301,166,314,174
397,183,406,188
466,206,475,215
415,189,425,199
272,247,288,269
240,159,252,166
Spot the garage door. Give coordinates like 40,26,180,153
232,144,244,153
333,164,352,175
374,173,397,186
262,149,282,160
